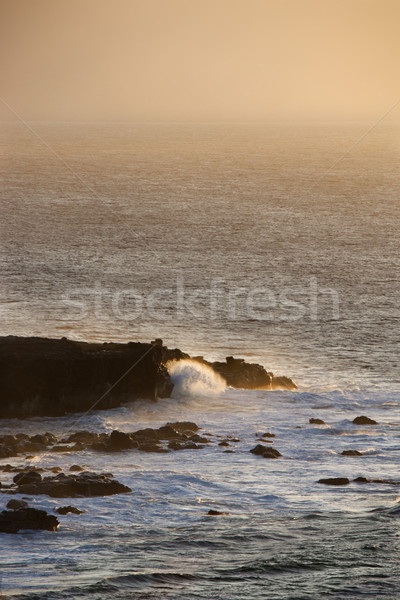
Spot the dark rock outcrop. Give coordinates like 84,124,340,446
0,336,297,419
6,499,28,510
0,433,56,459
207,509,229,516
94,422,207,453
250,444,282,458
309,418,325,425
354,476,398,486
13,471,42,485
341,450,363,456
163,348,296,391
12,471,131,498
353,416,377,425
185,355,297,391
0,507,59,533
0,422,207,460
56,505,83,515
0,336,172,418
317,477,350,486
210,356,272,389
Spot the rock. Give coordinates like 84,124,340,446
129,428,161,442
353,476,398,486
0,465,43,474
166,421,199,432
218,441,230,447
69,465,84,472
167,441,202,451
250,444,281,458
64,431,105,445
309,418,325,424
317,477,350,486
188,434,209,443
270,376,297,391
139,443,168,453
30,433,57,446
341,450,363,456
353,416,377,425
0,336,172,418
6,499,28,509
56,505,83,515
0,507,59,533
207,509,229,516
88,422,204,454
106,430,138,451
0,464,18,472
13,471,42,485
0,336,297,418
209,356,272,389
13,471,131,498
176,353,297,391
260,432,275,438
157,425,188,440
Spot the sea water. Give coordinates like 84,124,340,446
0,122,399,599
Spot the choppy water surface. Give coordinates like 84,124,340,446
0,122,399,598
1,386,400,599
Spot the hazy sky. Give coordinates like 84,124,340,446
1,0,399,121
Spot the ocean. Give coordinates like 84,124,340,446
0,121,399,599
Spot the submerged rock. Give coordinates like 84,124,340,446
309,418,325,425
341,450,363,456
0,507,59,533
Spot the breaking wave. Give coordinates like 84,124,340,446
167,359,226,398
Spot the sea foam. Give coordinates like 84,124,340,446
167,359,226,398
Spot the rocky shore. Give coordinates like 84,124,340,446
0,336,296,419
0,414,390,534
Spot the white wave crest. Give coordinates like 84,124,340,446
167,359,226,398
